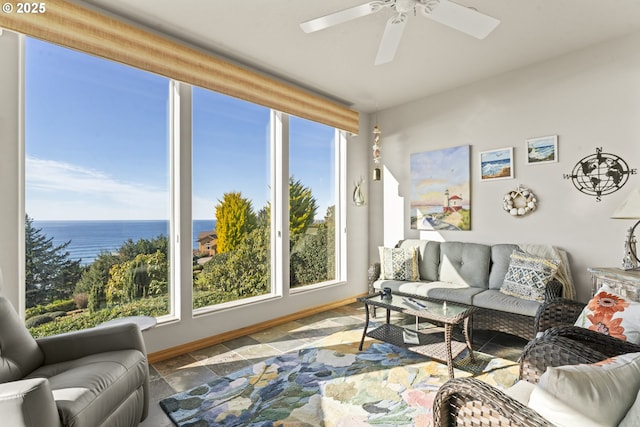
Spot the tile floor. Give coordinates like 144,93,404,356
140,302,528,427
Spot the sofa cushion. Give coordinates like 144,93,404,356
439,242,491,288
488,244,520,289
399,282,483,305
472,290,541,317
500,250,559,302
0,297,44,383
26,349,147,427
372,279,406,293
530,352,640,427
398,239,441,282
575,283,640,344
528,386,609,427
379,247,420,281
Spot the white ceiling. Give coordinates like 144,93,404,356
78,0,640,113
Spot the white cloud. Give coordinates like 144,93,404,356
26,156,169,220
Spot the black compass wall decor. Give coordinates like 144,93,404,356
563,147,636,201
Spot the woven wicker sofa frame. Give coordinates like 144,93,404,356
433,327,640,427
368,262,563,341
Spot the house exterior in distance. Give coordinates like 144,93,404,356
197,231,217,256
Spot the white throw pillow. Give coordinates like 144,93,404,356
619,387,640,427
378,247,419,281
529,352,640,427
529,386,609,427
575,283,640,344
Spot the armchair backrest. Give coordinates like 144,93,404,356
0,297,44,383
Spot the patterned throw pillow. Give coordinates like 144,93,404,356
499,250,559,302
379,247,420,281
575,284,640,344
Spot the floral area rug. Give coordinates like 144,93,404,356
159,330,519,427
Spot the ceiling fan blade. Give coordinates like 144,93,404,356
423,0,500,39
300,2,379,33
375,15,408,65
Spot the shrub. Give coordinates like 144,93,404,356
25,311,67,328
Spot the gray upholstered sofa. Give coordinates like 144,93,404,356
370,240,574,340
0,297,149,427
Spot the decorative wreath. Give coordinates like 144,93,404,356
503,186,537,216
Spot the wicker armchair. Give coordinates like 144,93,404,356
433,329,638,427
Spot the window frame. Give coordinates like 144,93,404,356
19,35,348,327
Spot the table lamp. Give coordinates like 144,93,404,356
611,188,640,270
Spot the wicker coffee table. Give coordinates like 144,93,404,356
358,291,477,379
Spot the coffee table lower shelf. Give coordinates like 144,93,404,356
366,323,469,363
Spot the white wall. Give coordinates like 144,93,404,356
0,31,22,310
369,32,640,302
0,31,371,354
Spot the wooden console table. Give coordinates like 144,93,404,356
588,267,640,297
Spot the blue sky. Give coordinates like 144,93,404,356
26,38,335,221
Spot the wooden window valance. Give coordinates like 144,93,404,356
0,1,359,134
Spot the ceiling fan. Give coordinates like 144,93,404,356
300,0,500,65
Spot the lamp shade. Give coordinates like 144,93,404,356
612,189,640,219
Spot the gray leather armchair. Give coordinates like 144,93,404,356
0,297,149,427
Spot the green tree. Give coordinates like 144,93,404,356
75,251,120,312
119,235,168,261
106,251,168,305
25,215,82,308
289,177,318,241
215,192,257,253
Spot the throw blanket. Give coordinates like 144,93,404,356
520,244,576,300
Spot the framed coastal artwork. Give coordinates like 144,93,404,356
480,147,514,181
526,135,558,164
410,145,470,231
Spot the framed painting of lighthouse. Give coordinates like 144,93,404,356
526,135,558,165
410,145,471,231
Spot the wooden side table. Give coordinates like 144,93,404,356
588,267,640,298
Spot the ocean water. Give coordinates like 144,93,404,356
33,220,216,264
481,158,511,177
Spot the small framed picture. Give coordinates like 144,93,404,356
480,147,513,181
526,135,558,164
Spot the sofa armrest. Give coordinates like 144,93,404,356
367,262,381,293
36,322,147,365
519,335,609,383
541,325,640,357
544,279,563,301
534,298,585,333
0,378,61,427
433,377,553,427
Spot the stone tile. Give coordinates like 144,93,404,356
139,402,175,427
223,334,261,351
206,357,253,377
262,334,309,353
233,342,282,361
163,365,219,393
478,342,524,362
249,323,294,343
189,343,233,361
152,353,200,377
148,378,176,401
148,364,162,381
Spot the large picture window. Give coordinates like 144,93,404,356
289,117,339,289
22,36,346,337
192,88,272,310
24,38,172,336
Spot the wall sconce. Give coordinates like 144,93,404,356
611,188,640,270
372,124,381,181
